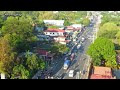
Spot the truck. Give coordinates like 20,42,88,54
63,60,70,70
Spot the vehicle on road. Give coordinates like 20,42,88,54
77,44,81,49
81,37,85,42
69,70,74,77
63,60,70,70
70,53,75,61
56,76,61,79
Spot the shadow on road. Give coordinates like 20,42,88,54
51,59,64,76
70,60,77,67
79,45,84,53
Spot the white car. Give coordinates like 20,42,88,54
63,64,68,70
69,70,74,77
82,37,85,41
77,44,81,49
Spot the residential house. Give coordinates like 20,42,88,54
65,26,75,33
37,34,50,41
53,36,68,44
36,49,48,60
90,66,116,79
71,24,82,29
44,28,69,44
43,20,64,26
44,28,65,36
35,49,54,61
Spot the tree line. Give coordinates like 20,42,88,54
87,12,120,69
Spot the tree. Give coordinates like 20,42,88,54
0,34,16,78
25,52,39,70
98,22,119,39
64,20,71,26
58,44,70,54
11,64,30,79
87,37,117,68
82,18,90,26
48,25,59,29
0,16,4,28
49,43,69,55
25,51,45,70
0,16,35,53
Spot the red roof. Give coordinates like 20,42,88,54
44,28,65,32
66,26,74,30
90,74,113,79
90,66,114,79
36,49,48,56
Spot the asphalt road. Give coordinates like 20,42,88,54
63,26,94,79
51,25,94,79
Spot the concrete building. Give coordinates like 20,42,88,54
43,20,64,26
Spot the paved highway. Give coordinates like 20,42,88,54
63,26,94,79
51,25,94,79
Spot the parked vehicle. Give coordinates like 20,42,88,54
77,44,81,49
81,37,85,42
70,53,75,61
69,70,74,77
63,60,70,70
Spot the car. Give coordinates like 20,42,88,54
51,77,54,79
69,70,74,77
56,76,61,79
82,37,85,41
68,52,71,55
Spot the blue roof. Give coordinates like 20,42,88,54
64,60,70,64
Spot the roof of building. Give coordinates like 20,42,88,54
90,66,115,79
44,20,64,22
36,49,48,56
66,26,75,30
93,66,112,76
90,74,113,79
44,28,65,32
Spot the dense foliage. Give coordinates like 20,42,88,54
87,37,117,68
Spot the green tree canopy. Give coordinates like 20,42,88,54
25,51,45,70
48,25,59,29
87,37,117,68
0,34,16,77
98,22,120,39
11,64,30,79
81,18,90,26
49,43,69,55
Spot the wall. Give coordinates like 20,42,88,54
44,32,64,36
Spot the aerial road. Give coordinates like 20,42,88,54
51,24,94,79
